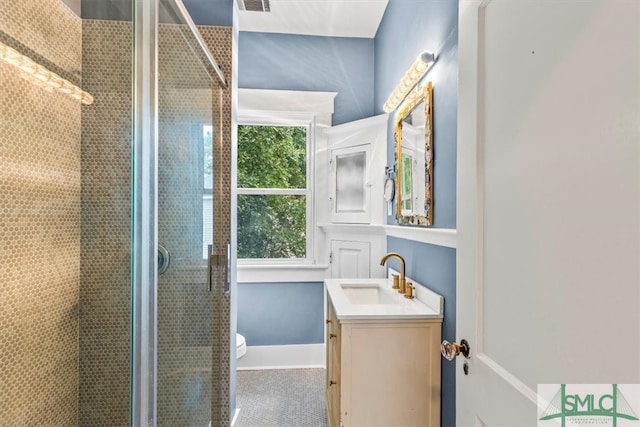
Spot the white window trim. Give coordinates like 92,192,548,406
238,188,307,196
238,89,336,128
236,89,337,280
237,112,317,265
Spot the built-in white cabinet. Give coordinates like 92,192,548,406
320,226,386,279
320,114,388,279
325,293,442,427
330,240,370,278
323,114,387,226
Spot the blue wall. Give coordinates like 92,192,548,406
374,1,458,426
374,1,458,112
81,0,132,20
377,2,458,229
81,0,233,26
62,0,81,15
386,238,456,426
238,32,374,125
238,282,324,346
182,0,233,26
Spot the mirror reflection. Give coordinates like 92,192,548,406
394,82,433,226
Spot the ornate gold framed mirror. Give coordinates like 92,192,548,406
394,82,433,226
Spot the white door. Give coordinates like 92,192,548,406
455,1,640,425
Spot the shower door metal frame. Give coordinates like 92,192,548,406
132,0,159,425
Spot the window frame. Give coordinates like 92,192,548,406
236,111,317,266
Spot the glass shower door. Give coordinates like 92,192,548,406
132,0,231,425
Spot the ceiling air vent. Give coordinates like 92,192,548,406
238,0,271,12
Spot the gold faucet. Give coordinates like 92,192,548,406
380,252,406,294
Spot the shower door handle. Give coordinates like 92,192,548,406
207,244,213,292
207,244,229,292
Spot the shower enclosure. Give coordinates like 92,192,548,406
0,0,233,425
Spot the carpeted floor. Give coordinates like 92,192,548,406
234,369,328,427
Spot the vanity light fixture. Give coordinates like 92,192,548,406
383,51,435,113
0,41,94,105
401,81,428,113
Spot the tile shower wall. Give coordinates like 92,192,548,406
79,18,133,427
0,1,82,425
80,20,232,426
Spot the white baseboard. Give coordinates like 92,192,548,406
236,343,325,370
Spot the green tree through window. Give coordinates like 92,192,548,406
237,125,308,259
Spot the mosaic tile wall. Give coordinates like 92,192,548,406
0,0,82,425
201,26,233,427
0,0,81,83
80,20,232,426
79,18,133,427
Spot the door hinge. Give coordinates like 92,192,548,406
329,251,333,264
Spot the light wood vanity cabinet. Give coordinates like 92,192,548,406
325,298,442,427
326,301,342,427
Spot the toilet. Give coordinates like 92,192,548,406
236,333,247,359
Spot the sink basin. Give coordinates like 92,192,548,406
324,278,444,322
341,283,399,305
326,277,444,320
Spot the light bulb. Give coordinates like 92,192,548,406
383,51,436,113
0,40,94,105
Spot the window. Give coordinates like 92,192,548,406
237,124,312,260
203,125,213,259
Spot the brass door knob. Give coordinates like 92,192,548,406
441,339,471,361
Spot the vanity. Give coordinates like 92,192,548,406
324,275,443,427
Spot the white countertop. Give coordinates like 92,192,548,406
324,276,444,321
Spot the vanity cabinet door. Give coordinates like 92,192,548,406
326,301,341,427
340,322,441,427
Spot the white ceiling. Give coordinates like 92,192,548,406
238,0,389,38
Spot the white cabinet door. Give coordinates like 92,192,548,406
330,240,370,279
457,1,640,425
330,144,371,224
322,114,388,225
